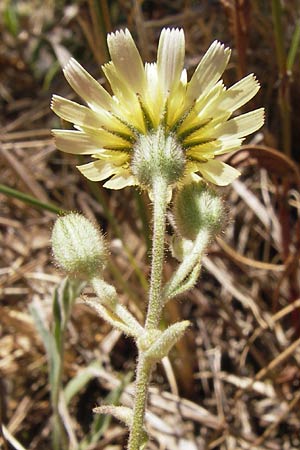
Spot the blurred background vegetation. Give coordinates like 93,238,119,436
1,1,300,449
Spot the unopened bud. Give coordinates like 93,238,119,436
174,181,225,240
52,213,107,278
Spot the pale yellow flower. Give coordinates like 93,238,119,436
51,28,264,190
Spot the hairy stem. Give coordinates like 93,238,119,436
145,177,169,330
128,176,169,450
127,356,151,450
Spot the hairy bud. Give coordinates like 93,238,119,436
174,181,225,240
52,213,107,278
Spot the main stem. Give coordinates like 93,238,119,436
145,177,169,330
127,176,169,450
127,355,151,450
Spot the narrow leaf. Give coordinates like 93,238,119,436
64,360,102,405
287,21,300,72
93,405,133,427
145,321,190,362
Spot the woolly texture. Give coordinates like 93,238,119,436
52,213,107,278
174,181,225,240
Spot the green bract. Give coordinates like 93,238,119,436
131,127,185,189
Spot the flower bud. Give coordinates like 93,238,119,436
173,181,225,240
131,127,185,188
51,213,107,278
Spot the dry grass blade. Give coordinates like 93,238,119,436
203,256,267,328
226,145,300,184
216,236,285,272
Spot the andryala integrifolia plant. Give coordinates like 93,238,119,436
51,27,264,450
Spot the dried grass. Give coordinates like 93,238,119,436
1,1,300,449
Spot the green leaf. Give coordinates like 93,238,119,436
144,321,190,362
29,303,52,356
3,3,19,37
78,372,132,449
29,302,60,389
43,61,60,91
0,183,65,214
287,21,300,72
93,405,133,427
84,297,133,336
52,287,62,348
164,261,202,301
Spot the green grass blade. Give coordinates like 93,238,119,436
0,183,66,214
287,21,300,72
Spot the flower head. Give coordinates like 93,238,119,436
51,28,264,191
